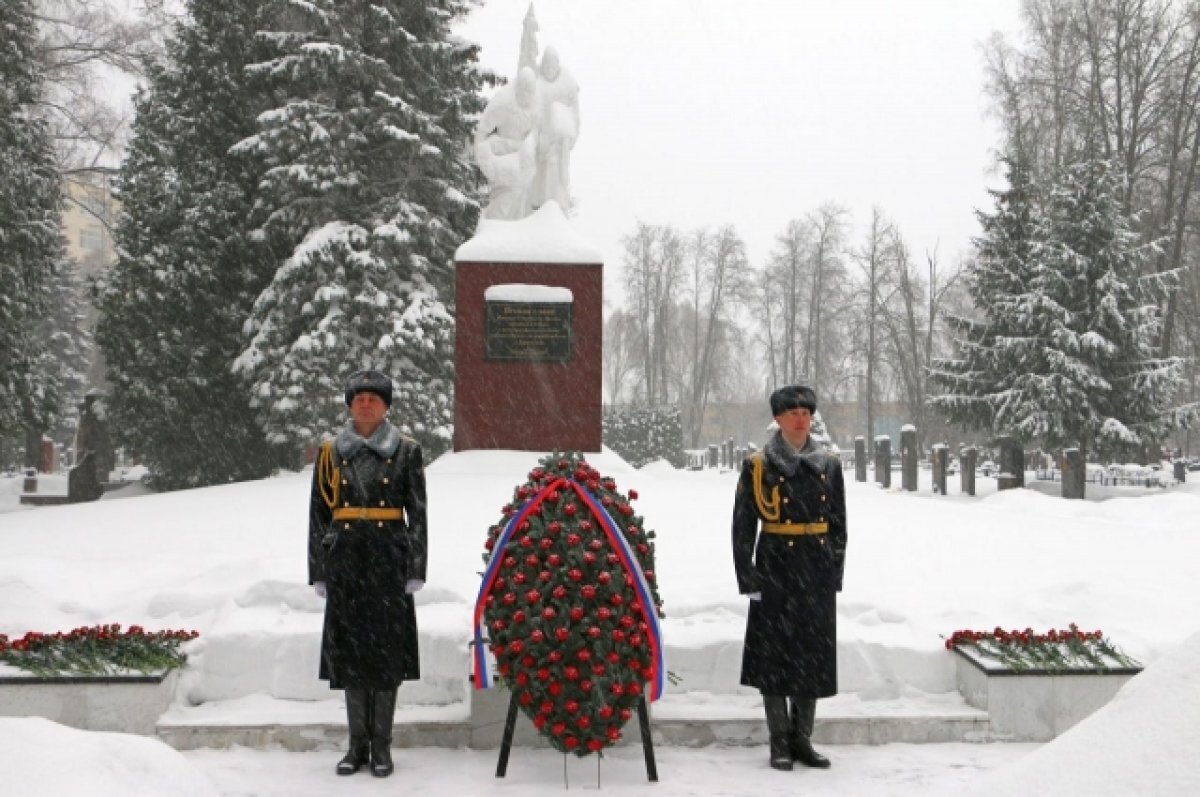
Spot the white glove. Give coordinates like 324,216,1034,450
405,579,425,594
313,581,327,598
747,592,762,601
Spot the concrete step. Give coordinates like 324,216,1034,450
18,493,70,506
155,692,990,752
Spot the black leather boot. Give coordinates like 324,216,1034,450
764,695,793,771
369,689,397,777
789,697,831,768
336,688,371,775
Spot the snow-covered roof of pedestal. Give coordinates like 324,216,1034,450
485,284,573,303
455,201,603,264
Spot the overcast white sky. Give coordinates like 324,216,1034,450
457,0,1025,298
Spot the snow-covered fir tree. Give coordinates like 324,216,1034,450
96,1,291,489
0,0,66,449
34,258,91,444
929,160,1044,436
933,158,1197,467
233,0,487,454
1019,159,1193,462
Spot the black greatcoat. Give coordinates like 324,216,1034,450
732,434,847,697
308,432,427,689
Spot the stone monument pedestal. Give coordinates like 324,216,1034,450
453,203,603,453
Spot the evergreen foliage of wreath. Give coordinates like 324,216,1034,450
481,452,664,755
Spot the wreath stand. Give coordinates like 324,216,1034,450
494,690,658,783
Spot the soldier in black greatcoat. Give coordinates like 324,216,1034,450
309,370,427,778
732,384,847,771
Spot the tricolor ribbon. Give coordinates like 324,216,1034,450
566,479,666,701
471,477,666,702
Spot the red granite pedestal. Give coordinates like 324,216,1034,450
453,260,602,452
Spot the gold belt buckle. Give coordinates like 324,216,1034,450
358,508,369,521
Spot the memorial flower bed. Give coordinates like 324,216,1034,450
0,624,198,677
945,623,1139,672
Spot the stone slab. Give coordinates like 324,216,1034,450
955,647,1139,741
0,670,178,735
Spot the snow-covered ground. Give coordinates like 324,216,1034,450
2,450,1198,795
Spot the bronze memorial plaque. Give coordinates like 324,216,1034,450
485,301,573,362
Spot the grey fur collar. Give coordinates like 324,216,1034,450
764,429,825,476
335,420,401,459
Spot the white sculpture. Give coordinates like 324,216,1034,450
474,5,580,221
530,46,580,214
474,66,539,221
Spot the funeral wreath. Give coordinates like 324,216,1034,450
476,452,665,756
